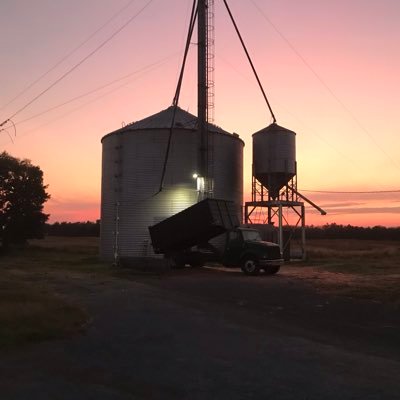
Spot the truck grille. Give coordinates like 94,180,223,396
269,246,281,259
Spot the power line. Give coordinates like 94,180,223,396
216,54,357,166
0,0,138,112
0,0,154,130
2,77,142,142
13,53,179,127
0,55,177,143
249,0,400,171
300,189,400,194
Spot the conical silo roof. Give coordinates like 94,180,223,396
103,106,232,139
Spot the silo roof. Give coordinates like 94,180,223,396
103,106,236,140
253,122,296,136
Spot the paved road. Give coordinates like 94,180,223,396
1,268,399,399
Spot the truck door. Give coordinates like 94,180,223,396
223,230,243,267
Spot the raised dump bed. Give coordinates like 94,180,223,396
149,198,239,254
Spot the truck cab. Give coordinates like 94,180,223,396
149,198,283,276
222,227,283,275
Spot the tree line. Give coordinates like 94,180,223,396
43,221,400,240
2,152,398,247
305,223,400,241
1,152,49,249
46,221,100,237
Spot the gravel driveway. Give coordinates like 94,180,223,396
1,266,399,399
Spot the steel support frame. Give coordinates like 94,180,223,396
245,177,306,260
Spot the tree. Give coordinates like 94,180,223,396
0,152,50,248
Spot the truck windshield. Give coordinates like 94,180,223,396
242,230,262,242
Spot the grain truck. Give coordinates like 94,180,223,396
149,198,283,275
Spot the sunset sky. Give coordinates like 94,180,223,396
1,0,399,226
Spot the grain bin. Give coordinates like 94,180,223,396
100,106,244,262
253,123,296,199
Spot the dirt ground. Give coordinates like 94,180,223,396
1,237,399,399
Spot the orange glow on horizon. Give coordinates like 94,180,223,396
1,1,399,227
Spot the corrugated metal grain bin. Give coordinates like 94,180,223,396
100,106,244,262
253,123,296,199
149,198,240,254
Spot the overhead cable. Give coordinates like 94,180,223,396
0,0,154,131
159,0,198,193
222,0,276,123
300,189,400,194
13,53,179,127
0,0,138,112
250,0,400,171
0,55,176,143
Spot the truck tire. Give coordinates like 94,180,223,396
170,255,186,269
189,253,204,268
264,265,280,275
241,257,260,276
172,261,185,269
191,260,204,268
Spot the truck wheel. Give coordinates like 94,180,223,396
241,257,260,276
191,260,204,268
189,253,204,268
171,256,185,269
172,261,185,269
264,265,280,275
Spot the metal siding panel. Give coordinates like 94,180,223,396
101,128,200,260
100,124,244,262
213,133,244,221
253,126,296,175
253,124,296,195
100,134,120,260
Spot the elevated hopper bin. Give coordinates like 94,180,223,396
253,123,296,199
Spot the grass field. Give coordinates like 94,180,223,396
0,277,87,349
0,237,104,350
293,239,400,304
305,239,400,274
0,236,399,350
